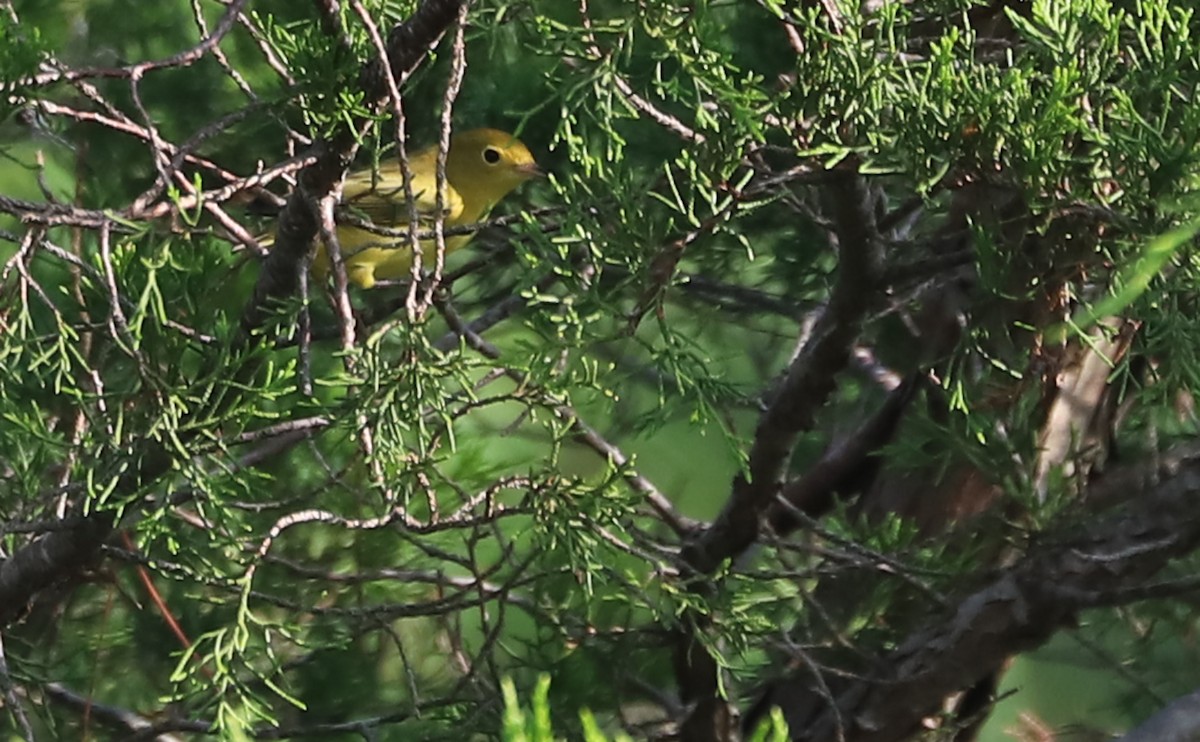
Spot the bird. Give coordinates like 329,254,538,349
310,128,542,289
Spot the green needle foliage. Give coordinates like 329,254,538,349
4,1,1200,740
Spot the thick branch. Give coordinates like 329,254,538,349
0,440,176,625
684,171,886,574
796,446,1200,742
239,0,467,336
675,171,886,742
0,513,113,624
1117,687,1200,742
0,0,467,630
769,376,919,531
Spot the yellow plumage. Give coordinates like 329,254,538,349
309,128,541,289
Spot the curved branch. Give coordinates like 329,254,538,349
676,170,887,742
684,170,887,573
792,446,1200,742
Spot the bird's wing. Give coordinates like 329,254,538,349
342,152,465,227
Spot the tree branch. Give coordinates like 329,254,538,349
683,170,887,573
769,376,920,532
792,445,1200,742
239,0,467,336
675,170,887,742
1117,687,1200,742
0,0,468,630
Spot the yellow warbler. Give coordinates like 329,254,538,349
311,128,542,289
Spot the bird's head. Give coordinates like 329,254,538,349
446,128,543,210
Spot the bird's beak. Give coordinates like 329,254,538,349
518,162,546,179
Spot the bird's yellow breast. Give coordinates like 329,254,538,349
308,128,540,289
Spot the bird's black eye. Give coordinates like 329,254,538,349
482,147,501,165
